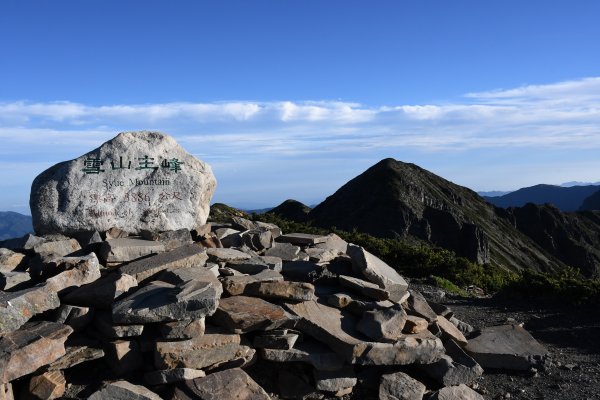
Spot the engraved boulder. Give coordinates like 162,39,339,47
30,131,216,235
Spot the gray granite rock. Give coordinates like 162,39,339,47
244,281,316,301
140,228,193,250
253,329,300,350
314,367,357,392
0,271,31,291
207,247,252,262
88,380,162,400
339,275,389,301
260,340,345,371
356,304,407,342
277,233,328,246
464,324,549,370
242,228,274,251
286,300,444,365
420,338,483,386
379,371,426,400
0,234,46,252
0,286,60,334
346,245,408,303
99,238,166,264
405,289,438,323
31,131,216,236
119,243,207,283
112,279,220,323
264,242,301,261
429,384,485,400
93,311,144,338
33,238,81,257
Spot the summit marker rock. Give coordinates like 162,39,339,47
30,131,216,235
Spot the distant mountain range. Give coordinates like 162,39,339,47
0,211,33,240
268,159,600,278
483,184,600,211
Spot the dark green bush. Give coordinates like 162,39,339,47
255,213,600,305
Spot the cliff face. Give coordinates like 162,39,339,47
309,159,566,274
505,204,600,278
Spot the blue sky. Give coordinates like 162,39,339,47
2,1,600,213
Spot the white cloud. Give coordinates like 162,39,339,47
1,76,600,162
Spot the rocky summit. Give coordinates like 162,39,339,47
0,212,551,399
30,131,216,236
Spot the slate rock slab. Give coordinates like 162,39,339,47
286,300,444,365
464,324,549,370
181,368,271,400
379,371,426,400
347,245,408,302
154,333,249,370
0,286,60,334
112,279,220,323
119,243,207,283
0,321,72,384
88,380,162,400
213,295,291,333
30,131,216,235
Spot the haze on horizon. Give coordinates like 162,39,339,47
2,1,600,214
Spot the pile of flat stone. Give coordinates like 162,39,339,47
0,216,549,400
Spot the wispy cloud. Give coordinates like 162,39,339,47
2,76,600,157
2,76,600,211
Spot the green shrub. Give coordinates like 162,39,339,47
255,213,600,305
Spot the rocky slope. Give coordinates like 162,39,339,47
579,189,600,211
0,216,553,400
308,159,565,274
503,204,600,278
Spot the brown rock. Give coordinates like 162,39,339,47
436,315,468,346
402,315,429,334
48,344,104,371
154,333,250,370
33,239,81,257
88,380,162,400
213,295,290,333
0,321,72,384
244,281,315,301
0,249,26,273
44,253,102,295
182,368,271,400
159,318,205,340
28,370,65,400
